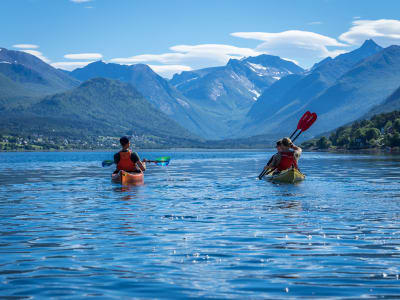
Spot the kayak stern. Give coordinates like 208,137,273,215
112,170,144,185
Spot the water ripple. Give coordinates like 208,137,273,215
0,151,400,298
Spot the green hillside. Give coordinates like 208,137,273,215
0,78,202,149
303,111,400,150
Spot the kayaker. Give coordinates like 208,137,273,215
265,137,302,173
113,136,146,174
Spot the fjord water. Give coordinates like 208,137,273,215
1,151,400,299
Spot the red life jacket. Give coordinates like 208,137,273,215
117,151,138,172
277,151,298,171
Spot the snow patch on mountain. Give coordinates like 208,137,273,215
249,88,261,100
176,98,190,108
174,76,198,88
210,81,225,101
247,62,267,71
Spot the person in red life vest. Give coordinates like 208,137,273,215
264,137,302,173
113,136,146,174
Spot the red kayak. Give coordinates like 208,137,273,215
111,170,144,185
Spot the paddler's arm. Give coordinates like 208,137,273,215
136,160,146,172
264,153,280,170
131,152,146,172
113,152,120,173
290,143,302,160
290,143,302,152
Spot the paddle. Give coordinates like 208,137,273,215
144,156,171,166
258,112,317,180
292,112,317,141
289,111,311,139
102,156,171,167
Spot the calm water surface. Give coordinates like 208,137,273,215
0,151,400,299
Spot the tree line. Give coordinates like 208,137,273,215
302,111,400,150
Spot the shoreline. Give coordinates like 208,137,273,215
0,148,274,153
304,147,400,155
1,147,400,155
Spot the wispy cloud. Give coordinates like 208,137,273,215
148,65,192,78
70,0,93,3
13,44,39,49
308,21,323,25
21,50,50,63
51,61,94,71
110,44,262,71
231,30,348,64
339,19,400,46
48,18,400,76
64,53,103,60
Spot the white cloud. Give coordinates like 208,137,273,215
13,44,39,49
21,50,50,63
70,0,92,3
57,19,396,77
64,53,103,60
308,21,323,25
231,30,348,67
51,61,94,71
110,44,262,69
339,19,400,46
148,65,192,78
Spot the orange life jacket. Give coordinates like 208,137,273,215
117,151,138,172
277,151,298,171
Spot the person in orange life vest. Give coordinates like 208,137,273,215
113,136,146,174
265,137,302,173
263,139,282,172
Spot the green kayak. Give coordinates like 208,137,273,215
266,168,305,184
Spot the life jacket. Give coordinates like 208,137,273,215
117,151,138,172
277,151,298,171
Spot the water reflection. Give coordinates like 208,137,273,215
275,200,302,210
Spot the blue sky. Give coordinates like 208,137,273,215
1,0,400,77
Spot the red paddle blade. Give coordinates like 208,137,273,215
297,111,311,130
301,112,317,132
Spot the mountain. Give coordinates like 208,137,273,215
303,45,400,135
243,74,304,122
0,78,200,147
70,61,216,138
170,54,304,138
70,56,303,139
366,86,400,117
242,39,385,138
0,48,79,108
172,55,303,102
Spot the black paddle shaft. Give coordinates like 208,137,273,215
292,130,303,143
289,129,298,139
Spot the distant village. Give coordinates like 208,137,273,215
0,134,158,151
